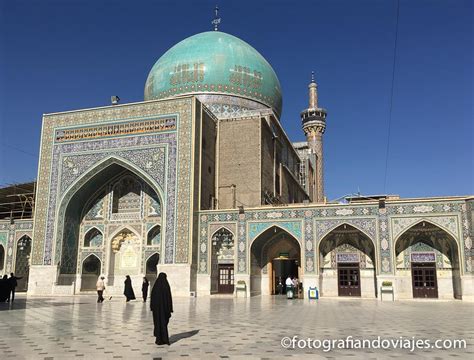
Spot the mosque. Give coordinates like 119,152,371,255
0,23,472,301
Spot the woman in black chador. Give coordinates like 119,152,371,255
142,277,149,302
150,272,173,345
123,275,136,302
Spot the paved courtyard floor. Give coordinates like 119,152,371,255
0,294,473,360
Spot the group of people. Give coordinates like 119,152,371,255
276,276,300,298
0,273,22,302
96,273,173,346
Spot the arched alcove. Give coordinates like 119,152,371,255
147,225,161,246
15,235,32,292
318,224,376,298
394,221,461,299
83,228,103,247
80,254,101,291
210,228,235,294
56,159,163,286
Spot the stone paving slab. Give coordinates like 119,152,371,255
0,295,472,359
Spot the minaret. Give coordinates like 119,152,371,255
301,72,327,203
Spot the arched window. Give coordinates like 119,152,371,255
147,225,161,246
83,228,103,247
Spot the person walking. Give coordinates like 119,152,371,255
96,276,106,303
150,272,173,345
123,275,136,302
7,273,22,302
142,277,150,302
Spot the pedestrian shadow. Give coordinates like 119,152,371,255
169,329,199,344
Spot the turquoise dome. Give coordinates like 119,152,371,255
144,31,282,116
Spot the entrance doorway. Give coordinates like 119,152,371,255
250,226,301,296
411,263,438,298
80,254,101,291
210,228,235,294
272,257,298,294
218,264,234,293
337,263,361,297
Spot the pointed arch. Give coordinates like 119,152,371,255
54,156,165,274
249,225,302,296
15,232,33,242
393,220,461,264
393,218,459,246
393,220,462,299
147,225,161,246
211,225,235,239
317,221,377,251
81,253,101,267
83,227,103,247
249,222,302,248
59,155,164,209
14,235,32,292
80,253,101,291
145,252,160,278
109,227,141,254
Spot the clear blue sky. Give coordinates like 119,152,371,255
0,0,472,200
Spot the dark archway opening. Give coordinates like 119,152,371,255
81,255,101,291
250,226,301,296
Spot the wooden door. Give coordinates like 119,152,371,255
412,263,438,298
338,263,361,297
218,264,234,294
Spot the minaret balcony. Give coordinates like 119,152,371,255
300,108,327,126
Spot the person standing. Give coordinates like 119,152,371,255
7,273,22,302
96,276,106,303
123,275,136,302
292,277,299,299
150,272,173,345
285,275,294,299
142,277,150,302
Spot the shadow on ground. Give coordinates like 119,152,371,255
170,329,200,344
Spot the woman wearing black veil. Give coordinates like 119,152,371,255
123,275,136,302
150,272,173,345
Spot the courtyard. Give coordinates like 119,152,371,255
0,295,472,359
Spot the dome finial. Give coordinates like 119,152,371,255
212,5,221,31
311,70,315,83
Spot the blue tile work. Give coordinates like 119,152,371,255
197,199,473,276
46,134,175,267
32,99,194,268
0,220,34,275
